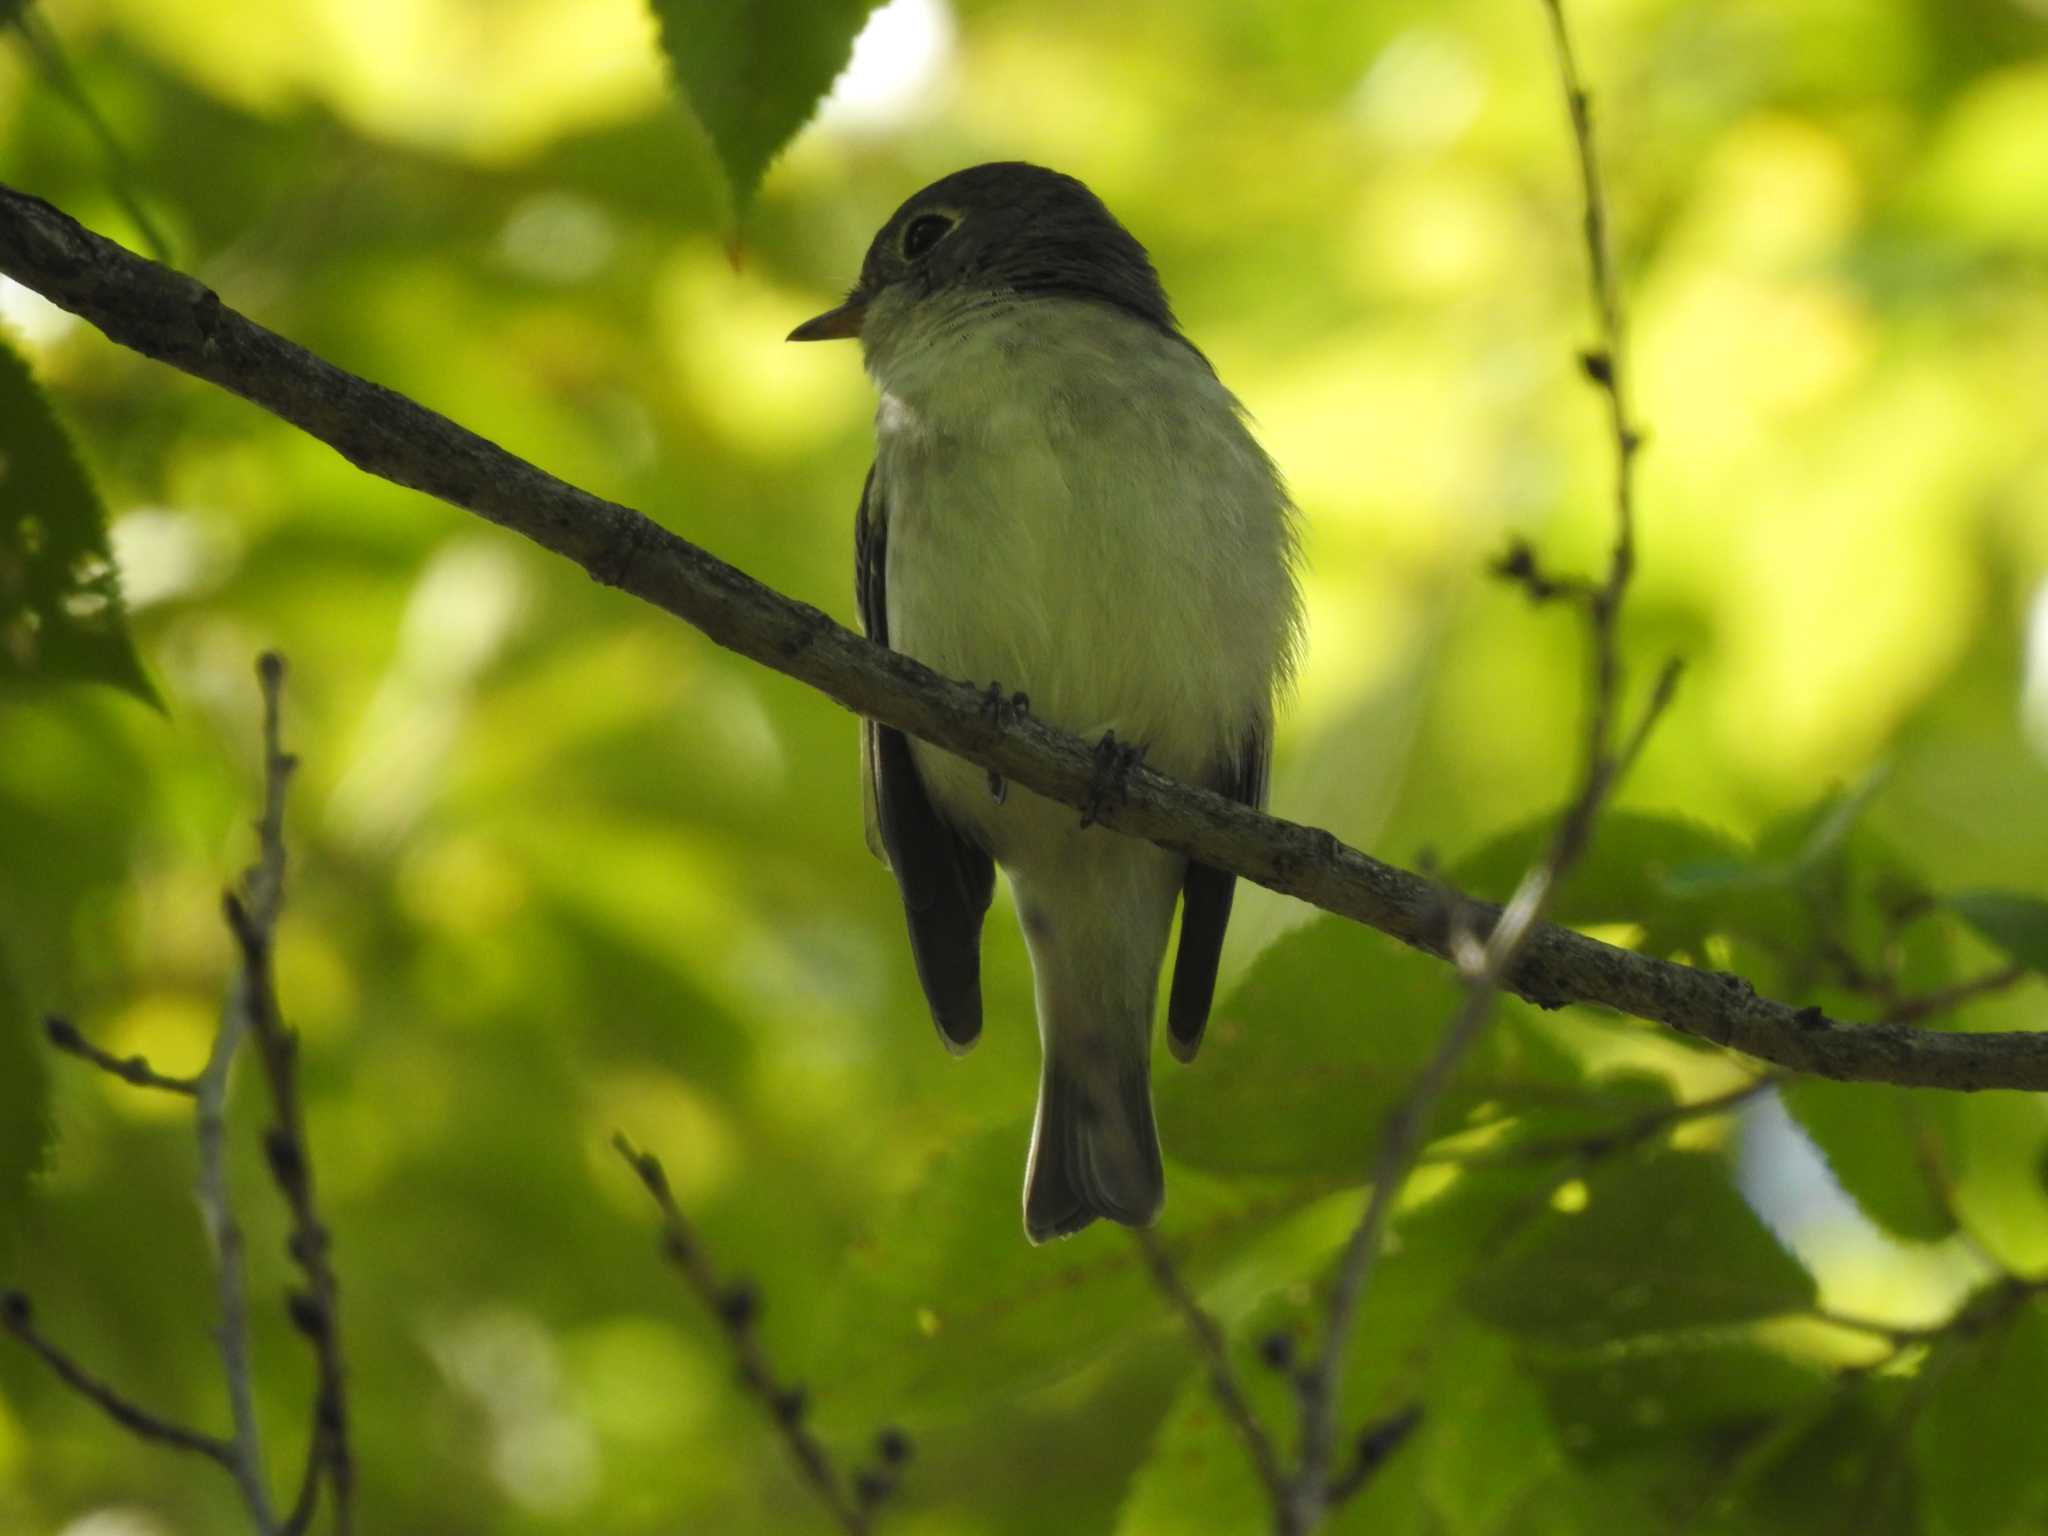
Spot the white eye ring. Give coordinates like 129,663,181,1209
901,213,956,260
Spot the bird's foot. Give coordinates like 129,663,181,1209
978,683,1029,803
1081,730,1144,829
977,682,1030,726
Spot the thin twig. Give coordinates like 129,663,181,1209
1286,7,1665,1525
1,1290,237,1468
1847,1330,1971,1527
8,9,174,264
1433,1072,1779,1169
12,657,349,1533
1132,1230,1289,1503
1326,1402,1424,1508
1287,960,1502,1523
1810,1309,1953,1346
194,894,275,1531
1539,0,1640,611
1880,964,2029,1027
1287,677,1678,1531
3,180,2045,1092
228,653,353,1536
614,1134,894,1534
44,1014,198,1095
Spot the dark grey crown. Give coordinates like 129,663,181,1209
855,162,1180,336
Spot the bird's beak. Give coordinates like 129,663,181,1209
787,295,869,343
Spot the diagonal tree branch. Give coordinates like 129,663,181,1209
6,656,347,1535
1288,7,1664,1517
229,652,354,1536
0,1290,238,1469
613,1135,910,1533
43,1013,199,1094
1132,1229,1290,1504
0,181,2041,1093
195,875,277,1529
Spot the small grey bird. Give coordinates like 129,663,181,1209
790,163,1302,1242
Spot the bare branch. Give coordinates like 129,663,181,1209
6,8,173,264
1288,675,1681,1525
1435,1073,1780,1169
16,655,350,1535
228,653,353,1536
44,1014,197,1095
1,181,2043,1093
1290,6,1669,1523
613,1134,905,1534
1326,1402,1423,1508
0,1289,237,1469
1881,964,2029,1027
1131,1230,1289,1503
194,886,276,1531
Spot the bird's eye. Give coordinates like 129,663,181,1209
901,213,955,261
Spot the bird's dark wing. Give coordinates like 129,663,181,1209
1167,724,1268,1062
856,469,995,1054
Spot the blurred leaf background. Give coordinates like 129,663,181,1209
2,0,2047,1531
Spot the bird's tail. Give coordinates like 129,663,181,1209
1023,1046,1165,1243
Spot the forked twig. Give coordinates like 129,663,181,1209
1143,6,1679,1528
5,655,350,1536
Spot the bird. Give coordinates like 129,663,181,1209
789,162,1302,1242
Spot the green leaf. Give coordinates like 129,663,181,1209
0,335,156,706
1157,917,1586,1180
1111,1365,1283,1536
647,0,881,218
822,1122,1321,1415
1450,810,1748,959
1915,1301,2048,1536
1948,891,2048,973
1323,1162,1575,1407
0,950,53,1273
1116,1289,1580,1536
1410,1327,1574,1536
1758,769,1893,875
1947,1092,2048,1275
1531,1334,1832,1464
1464,1151,1816,1345
1780,1077,1956,1242
1683,785,1950,1005
1464,1072,1683,1163
1688,1382,1921,1536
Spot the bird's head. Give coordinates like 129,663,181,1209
787,162,1179,374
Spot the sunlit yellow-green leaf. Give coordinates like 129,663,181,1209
1465,1152,1817,1344
1158,916,1588,1180
1949,891,2048,974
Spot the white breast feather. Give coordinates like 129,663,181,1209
870,297,1300,835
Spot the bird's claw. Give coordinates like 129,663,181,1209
979,684,1029,803
1081,731,1144,828
978,683,1030,726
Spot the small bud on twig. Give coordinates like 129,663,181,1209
287,1289,327,1340
718,1282,759,1330
1258,1331,1295,1371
